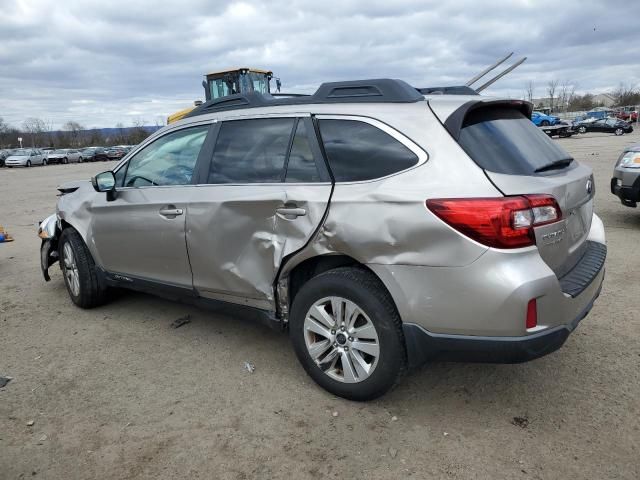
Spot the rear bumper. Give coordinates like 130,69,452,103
402,274,603,367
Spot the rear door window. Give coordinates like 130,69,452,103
208,118,294,184
457,108,573,175
317,119,419,182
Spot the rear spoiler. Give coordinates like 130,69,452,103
441,99,533,141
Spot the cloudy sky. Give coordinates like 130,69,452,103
1,0,637,129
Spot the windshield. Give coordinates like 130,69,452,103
53,149,67,153
11,149,28,155
248,72,269,93
458,107,573,175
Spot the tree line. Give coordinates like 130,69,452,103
524,81,640,113
0,117,160,149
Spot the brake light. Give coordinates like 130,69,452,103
426,195,562,249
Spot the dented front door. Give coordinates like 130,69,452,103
185,115,331,310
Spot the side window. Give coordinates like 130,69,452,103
123,125,209,187
318,119,419,182
208,118,294,184
285,120,322,183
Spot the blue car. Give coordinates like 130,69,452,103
530,111,560,126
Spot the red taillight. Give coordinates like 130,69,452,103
526,298,538,329
426,195,562,249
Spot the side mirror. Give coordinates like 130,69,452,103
92,171,117,200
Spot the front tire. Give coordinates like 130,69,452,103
289,267,406,401
59,228,108,308
43,159,47,166
540,120,550,126
26,160,31,167
63,157,68,164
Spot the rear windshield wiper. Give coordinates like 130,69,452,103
535,158,573,173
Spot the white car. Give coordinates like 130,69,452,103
46,149,84,164
4,148,46,167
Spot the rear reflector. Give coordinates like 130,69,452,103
526,298,538,329
426,195,562,249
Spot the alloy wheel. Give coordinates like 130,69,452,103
303,296,380,383
62,242,80,296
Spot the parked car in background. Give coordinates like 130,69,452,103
46,149,84,164
0,149,14,167
106,147,127,160
92,148,110,162
576,118,633,135
611,143,640,208
531,111,560,126
41,147,55,158
37,79,606,400
4,148,46,167
81,147,98,162
615,110,638,122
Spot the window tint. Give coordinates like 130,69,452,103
208,118,294,184
285,121,321,183
123,125,208,187
458,108,573,175
318,119,419,182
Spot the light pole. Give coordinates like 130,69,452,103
18,137,22,148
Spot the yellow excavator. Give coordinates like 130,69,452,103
167,67,276,124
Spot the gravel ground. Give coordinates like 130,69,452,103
1,131,639,479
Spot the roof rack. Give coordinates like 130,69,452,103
184,79,424,118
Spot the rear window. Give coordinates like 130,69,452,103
458,108,573,175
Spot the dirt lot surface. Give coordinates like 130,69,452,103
1,132,639,479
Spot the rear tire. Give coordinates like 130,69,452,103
59,228,108,308
541,120,550,126
578,126,587,133
615,128,624,136
289,267,406,401
43,159,47,166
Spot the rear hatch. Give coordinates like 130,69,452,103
430,99,594,278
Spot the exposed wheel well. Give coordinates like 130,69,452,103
285,254,395,316
287,255,357,305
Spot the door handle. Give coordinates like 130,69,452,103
159,207,183,217
276,207,307,218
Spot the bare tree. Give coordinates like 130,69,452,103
63,121,84,147
22,117,47,147
114,122,127,145
612,83,640,107
557,81,574,115
128,119,150,145
568,93,596,112
525,80,534,103
547,79,559,113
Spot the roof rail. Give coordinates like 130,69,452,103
418,86,479,96
184,78,424,118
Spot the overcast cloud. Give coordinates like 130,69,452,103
0,0,637,129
